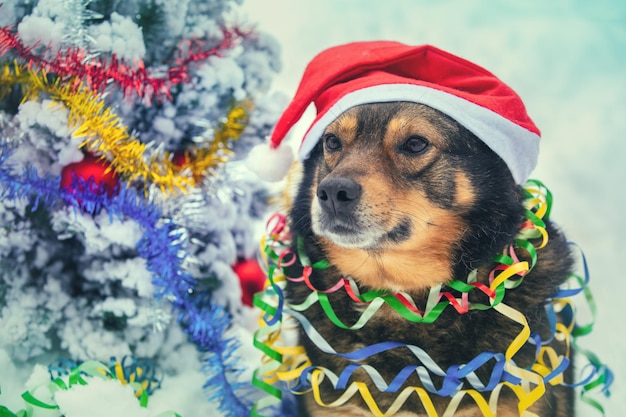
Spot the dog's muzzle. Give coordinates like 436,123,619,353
316,177,362,217
314,176,371,247
313,176,407,249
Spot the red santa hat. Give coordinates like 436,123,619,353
247,41,540,184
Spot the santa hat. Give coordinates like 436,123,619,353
247,41,540,184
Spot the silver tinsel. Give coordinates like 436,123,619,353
0,113,28,146
60,0,102,52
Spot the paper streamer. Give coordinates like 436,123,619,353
6,360,180,416
252,180,612,417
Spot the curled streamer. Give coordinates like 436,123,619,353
253,180,612,417
10,360,180,415
48,356,163,397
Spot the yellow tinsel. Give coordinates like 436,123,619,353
0,62,250,193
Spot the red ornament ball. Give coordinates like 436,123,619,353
60,154,119,202
232,258,266,307
171,151,191,167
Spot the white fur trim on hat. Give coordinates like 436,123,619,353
246,141,294,182
299,84,540,184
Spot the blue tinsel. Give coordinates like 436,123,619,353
0,143,252,416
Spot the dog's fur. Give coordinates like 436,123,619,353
285,102,575,416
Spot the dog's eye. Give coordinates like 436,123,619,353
400,136,429,155
324,134,343,152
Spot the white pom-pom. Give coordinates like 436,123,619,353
245,142,294,182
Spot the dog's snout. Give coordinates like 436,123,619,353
317,177,361,214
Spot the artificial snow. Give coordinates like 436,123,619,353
27,0,71,20
59,311,133,360
17,100,73,139
17,15,64,51
83,258,155,297
55,377,151,417
152,116,178,138
89,12,146,61
208,56,246,97
93,297,138,318
210,260,243,309
0,0,275,415
51,209,144,255
23,364,51,392
0,2,18,27
16,99,83,174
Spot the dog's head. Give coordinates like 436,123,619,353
292,101,525,292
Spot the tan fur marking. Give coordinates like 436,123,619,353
319,168,466,291
326,111,358,146
384,111,450,151
454,171,476,207
321,201,465,292
322,116,355,169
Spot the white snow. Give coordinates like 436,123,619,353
210,260,244,309
88,12,146,61
17,15,65,51
0,2,18,27
93,298,138,318
18,100,72,138
51,209,144,255
23,364,53,392
27,0,71,20
16,99,83,173
88,258,155,297
55,377,150,417
215,56,244,89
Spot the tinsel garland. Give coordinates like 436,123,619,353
0,25,249,102
0,63,249,192
58,0,104,50
0,143,251,416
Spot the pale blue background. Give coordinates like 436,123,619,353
240,1,625,414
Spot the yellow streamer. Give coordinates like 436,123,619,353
297,299,552,417
252,181,591,416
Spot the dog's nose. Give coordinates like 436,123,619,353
316,177,362,214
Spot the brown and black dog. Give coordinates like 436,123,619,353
285,102,574,416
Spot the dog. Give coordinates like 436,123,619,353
284,101,575,417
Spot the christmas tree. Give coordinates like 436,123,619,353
0,0,286,415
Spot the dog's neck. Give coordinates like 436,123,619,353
317,236,459,293
297,201,533,296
